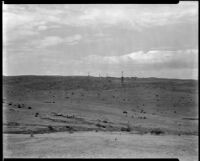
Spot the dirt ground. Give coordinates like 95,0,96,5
3,76,198,159
3,131,198,160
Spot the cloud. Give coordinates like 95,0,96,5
39,36,63,47
30,34,82,48
64,34,82,44
3,2,198,36
84,49,198,69
38,25,48,31
77,2,198,28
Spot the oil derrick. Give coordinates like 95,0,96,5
121,71,124,86
87,72,90,91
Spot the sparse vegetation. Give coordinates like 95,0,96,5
35,112,39,117
48,125,55,131
150,128,164,135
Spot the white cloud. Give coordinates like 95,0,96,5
3,2,198,37
84,49,198,69
64,34,82,44
38,25,48,31
39,36,63,47
30,34,82,48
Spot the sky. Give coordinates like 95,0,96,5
3,2,198,79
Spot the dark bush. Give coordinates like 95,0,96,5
35,112,39,117
120,127,130,132
96,123,106,128
28,107,32,109
150,128,164,135
123,111,127,114
18,104,22,108
48,125,54,131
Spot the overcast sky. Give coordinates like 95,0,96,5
3,3,198,79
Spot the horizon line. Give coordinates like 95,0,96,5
2,74,198,81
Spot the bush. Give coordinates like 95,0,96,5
103,120,108,123
120,127,130,132
150,128,164,135
48,125,54,131
35,112,39,117
96,123,106,128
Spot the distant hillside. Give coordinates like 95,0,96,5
3,75,198,92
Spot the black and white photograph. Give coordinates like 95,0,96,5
3,2,198,160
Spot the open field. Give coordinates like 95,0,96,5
3,76,198,159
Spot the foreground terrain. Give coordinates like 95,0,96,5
4,131,198,160
3,76,198,159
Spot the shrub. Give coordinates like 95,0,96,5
150,128,164,135
35,112,39,117
96,123,106,128
48,125,54,131
120,127,130,132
